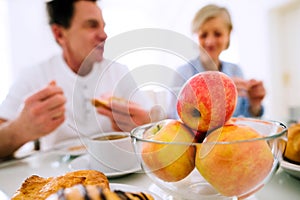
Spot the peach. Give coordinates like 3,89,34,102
141,119,196,182
195,123,274,197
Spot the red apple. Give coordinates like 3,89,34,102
195,123,274,197
177,71,237,132
141,119,196,182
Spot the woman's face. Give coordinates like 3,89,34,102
197,16,230,62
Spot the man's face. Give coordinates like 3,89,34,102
59,1,107,72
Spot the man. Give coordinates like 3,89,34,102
0,0,151,158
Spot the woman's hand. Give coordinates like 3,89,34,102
231,77,249,97
247,79,266,116
232,77,266,116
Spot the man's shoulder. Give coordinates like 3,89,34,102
38,55,63,68
98,59,129,74
23,55,62,72
14,55,65,84
101,58,127,68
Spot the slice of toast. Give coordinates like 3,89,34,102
91,97,128,110
91,98,111,110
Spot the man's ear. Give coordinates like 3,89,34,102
51,24,64,45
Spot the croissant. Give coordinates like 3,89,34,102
284,123,300,164
12,170,110,200
46,184,154,200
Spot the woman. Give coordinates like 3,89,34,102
173,4,265,118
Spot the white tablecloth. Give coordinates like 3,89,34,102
0,151,299,200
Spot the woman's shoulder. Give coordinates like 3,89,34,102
178,57,200,68
222,61,240,69
221,61,243,77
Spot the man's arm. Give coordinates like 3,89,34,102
0,82,66,158
0,118,26,158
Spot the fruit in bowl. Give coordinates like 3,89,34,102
177,71,237,132
131,118,287,199
196,121,274,197
141,119,196,182
131,71,286,199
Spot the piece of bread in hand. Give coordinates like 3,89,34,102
46,184,155,200
12,170,109,200
91,98,111,110
91,97,128,110
284,123,300,164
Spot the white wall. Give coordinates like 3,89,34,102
269,1,300,123
0,0,12,102
7,0,60,76
0,0,296,123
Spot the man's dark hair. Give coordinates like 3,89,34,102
46,0,97,28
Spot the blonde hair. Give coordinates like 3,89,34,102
192,4,233,34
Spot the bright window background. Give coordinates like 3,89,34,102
0,0,297,122
0,0,12,103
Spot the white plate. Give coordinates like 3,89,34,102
281,159,300,179
110,183,162,200
68,154,141,178
53,139,87,156
0,190,9,200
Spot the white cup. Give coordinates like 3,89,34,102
86,132,140,173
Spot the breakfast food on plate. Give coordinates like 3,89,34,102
11,170,109,200
284,123,300,163
12,170,154,200
68,145,86,152
46,184,154,200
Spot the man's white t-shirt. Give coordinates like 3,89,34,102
0,55,150,150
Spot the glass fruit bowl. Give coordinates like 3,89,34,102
130,118,287,200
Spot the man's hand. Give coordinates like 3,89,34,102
96,97,151,132
15,81,66,142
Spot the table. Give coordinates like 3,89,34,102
0,151,300,200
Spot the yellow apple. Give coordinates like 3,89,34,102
141,119,196,182
195,123,274,197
